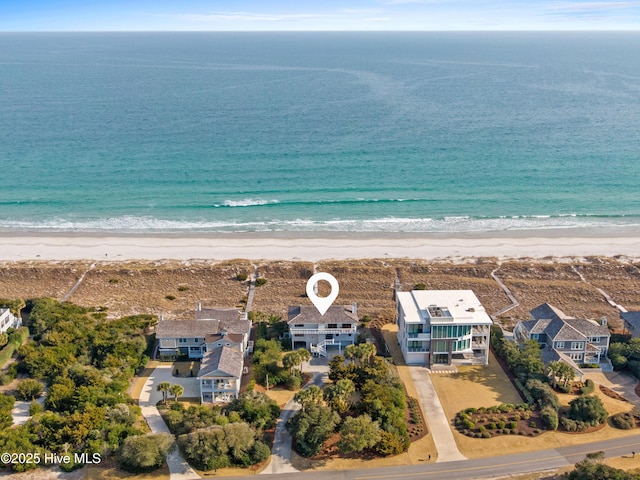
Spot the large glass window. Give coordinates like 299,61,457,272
432,325,471,339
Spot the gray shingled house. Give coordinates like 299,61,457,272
288,304,358,356
197,346,244,403
621,311,640,338
513,303,611,374
156,305,251,360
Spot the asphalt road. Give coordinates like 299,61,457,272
213,433,640,480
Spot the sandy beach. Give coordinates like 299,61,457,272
1,231,640,262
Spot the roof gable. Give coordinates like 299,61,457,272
287,305,358,325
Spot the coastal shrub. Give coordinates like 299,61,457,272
508,421,517,429
556,383,571,394
526,379,559,409
481,431,492,438
165,295,176,301
108,278,119,284
487,422,496,430
611,412,635,430
478,425,486,433
177,285,189,292
627,360,640,379
255,278,267,287
541,406,559,430
514,379,535,405
579,379,595,395
118,433,174,473
413,283,426,290
567,395,608,425
236,273,248,282
16,379,44,401
464,420,475,430
498,404,513,413
287,404,340,457
529,420,536,428
497,421,505,429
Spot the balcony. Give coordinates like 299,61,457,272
408,332,431,340
290,327,356,335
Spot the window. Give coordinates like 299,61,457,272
327,324,338,329
571,342,584,350
569,353,582,360
179,338,188,343
294,324,304,328
556,342,565,349
531,333,539,340
341,323,352,329
589,336,600,343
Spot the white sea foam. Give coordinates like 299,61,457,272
3,213,640,234
219,199,279,207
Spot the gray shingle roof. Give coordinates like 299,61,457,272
564,319,609,337
195,307,243,322
541,346,583,376
287,305,358,325
156,318,250,340
621,311,640,332
530,303,568,322
198,346,244,379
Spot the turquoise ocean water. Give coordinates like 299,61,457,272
1,32,639,234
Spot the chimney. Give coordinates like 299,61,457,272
352,302,357,316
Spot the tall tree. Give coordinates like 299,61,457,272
293,385,323,411
169,384,184,404
157,382,171,404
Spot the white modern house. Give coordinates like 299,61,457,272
0,308,21,333
396,290,492,367
288,304,358,356
198,346,243,403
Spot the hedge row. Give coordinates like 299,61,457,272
0,327,29,366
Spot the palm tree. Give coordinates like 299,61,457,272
169,383,184,403
297,348,311,370
157,382,171,404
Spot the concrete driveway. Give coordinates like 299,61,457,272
584,370,640,405
139,364,200,480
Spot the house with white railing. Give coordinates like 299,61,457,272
288,304,358,357
396,290,492,367
198,346,243,403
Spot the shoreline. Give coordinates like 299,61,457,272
1,230,639,262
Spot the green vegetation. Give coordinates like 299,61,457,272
287,347,411,458
560,395,608,432
564,452,640,480
255,277,267,287
15,379,44,401
162,391,279,469
165,295,176,301
236,273,248,282
286,403,340,457
118,433,174,473
0,394,15,430
252,338,308,389
608,338,640,378
0,326,29,367
0,298,156,473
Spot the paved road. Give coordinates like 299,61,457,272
219,433,640,480
139,365,200,480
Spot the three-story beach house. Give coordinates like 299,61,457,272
514,303,611,373
288,304,358,356
396,290,492,367
197,346,244,403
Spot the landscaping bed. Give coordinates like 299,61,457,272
600,384,628,403
455,404,545,438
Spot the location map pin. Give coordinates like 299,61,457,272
306,272,339,316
